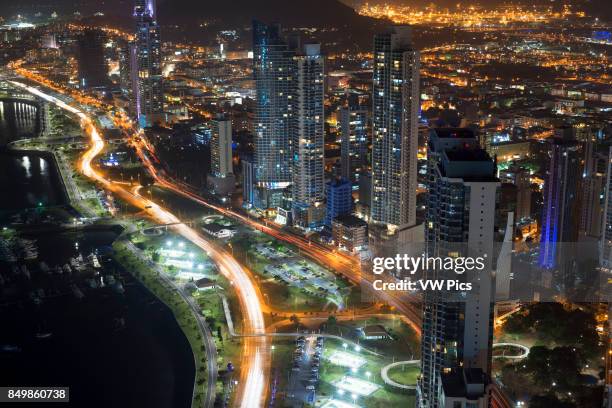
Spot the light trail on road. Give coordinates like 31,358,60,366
11,80,268,408
133,138,423,334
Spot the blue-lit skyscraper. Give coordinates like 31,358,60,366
252,21,295,209
325,178,353,228
538,133,581,269
292,43,325,229
131,0,164,128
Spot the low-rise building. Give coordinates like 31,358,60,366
332,214,367,253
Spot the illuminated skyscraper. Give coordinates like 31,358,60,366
580,140,606,238
601,147,612,268
292,43,325,229
118,40,133,97
339,103,369,185
538,133,581,270
419,129,498,408
252,21,295,209
371,26,420,229
131,0,164,127
208,115,235,197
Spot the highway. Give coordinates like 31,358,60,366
131,138,423,333
9,80,269,408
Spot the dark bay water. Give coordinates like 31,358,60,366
0,150,67,211
0,132,194,407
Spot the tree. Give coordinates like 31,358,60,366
529,394,574,408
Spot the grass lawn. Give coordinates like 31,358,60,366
259,279,330,312
386,364,419,386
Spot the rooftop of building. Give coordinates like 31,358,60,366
440,148,498,181
327,177,351,188
195,277,216,288
430,127,476,139
333,214,368,228
440,368,487,399
445,148,491,162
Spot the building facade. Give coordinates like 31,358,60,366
208,115,235,197
538,135,581,270
339,104,369,185
292,44,325,229
419,134,498,408
332,214,368,253
252,21,295,209
325,178,353,228
371,26,420,229
131,0,164,128
77,29,108,89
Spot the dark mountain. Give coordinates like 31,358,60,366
152,0,386,48
157,0,379,28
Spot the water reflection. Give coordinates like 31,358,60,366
0,152,67,211
22,155,32,178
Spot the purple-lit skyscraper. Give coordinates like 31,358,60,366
538,131,581,269
131,0,164,127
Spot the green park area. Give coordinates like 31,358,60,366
386,364,419,386
315,338,415,407
231,235,354,313
496,302,605,407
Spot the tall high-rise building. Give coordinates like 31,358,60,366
208,115,235,197
514,166,532,221
77,29,108,89
242,155,256,208
580,140,606,238
252,21,295,209
292,43,325,229
600,146,612,270
538,134,581,269
371,26,420,229
340,104,369,185
118,40,133,97
419,132,498,408
211,116,233,178
131,0,164,127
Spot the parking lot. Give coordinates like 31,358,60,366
287,336,325,406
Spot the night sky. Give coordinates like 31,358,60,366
1,0,610,20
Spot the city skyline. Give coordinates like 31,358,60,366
0,1,610,408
